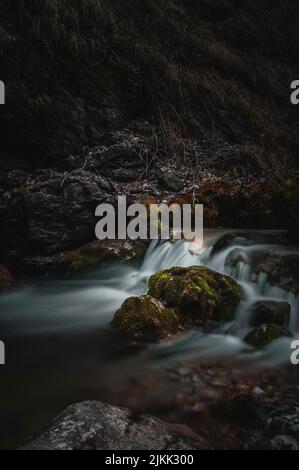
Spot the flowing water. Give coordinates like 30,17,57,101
0,230,298,448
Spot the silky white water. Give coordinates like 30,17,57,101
0,230,298,367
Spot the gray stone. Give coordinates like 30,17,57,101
21,401,212,450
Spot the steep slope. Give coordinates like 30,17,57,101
0,0,298,172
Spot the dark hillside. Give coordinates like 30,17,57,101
0,0,298,171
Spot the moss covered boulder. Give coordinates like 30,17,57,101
148,266,241,324
244,324,292,349
112,295,180,341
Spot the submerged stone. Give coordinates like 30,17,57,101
112,295,180,341
148,266,241,324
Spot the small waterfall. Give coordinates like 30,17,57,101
0,230,298,365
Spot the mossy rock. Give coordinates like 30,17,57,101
249,301,290,328
244,324,292,349
112,295,180,341
60,240,148,274
148,266,241,324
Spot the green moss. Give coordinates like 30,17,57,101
60,240,143,274
112,295,180,341
245,324,287,349
61,253,101,272
148,266,241,324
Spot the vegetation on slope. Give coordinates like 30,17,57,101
0,0,298,171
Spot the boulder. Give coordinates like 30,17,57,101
148,266,241,324
249,301,291,328
225,248,249,269
112,295,181,341
21,401,212,450
254,252,299,294
244,324,292,349
61,239,148,275
0,169,113,258
157,172,182,192
211,231,287,257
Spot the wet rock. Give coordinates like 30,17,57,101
112,295,181,341
211,232,247,256
225,248,249,269
21,401,212,450
249,301,291,328
19,239,149,278
244,324,292,349
0,264,13,292
211,231,287,257
61,240,147,275
255,252,299,294
148,266,241,324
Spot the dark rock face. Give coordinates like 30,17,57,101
21,401,212,450
254,251,299,294
0,168,113,263
249,301,291,328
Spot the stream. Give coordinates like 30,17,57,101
0,229,298,449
